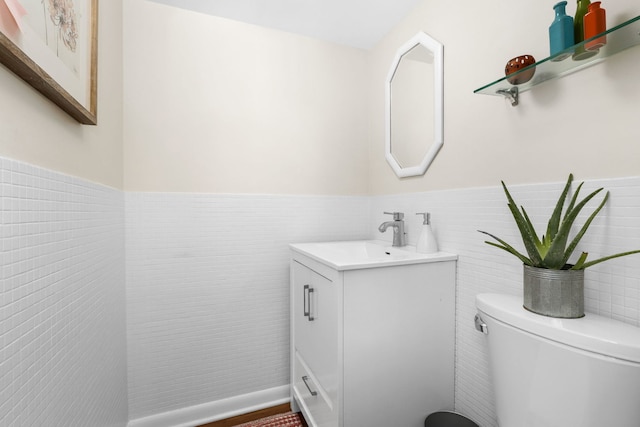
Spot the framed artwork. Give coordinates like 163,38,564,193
0,0,98,124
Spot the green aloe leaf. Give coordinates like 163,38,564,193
521,207,544,252
572,252,589,270
545,174,573,242
573,250,640,270
501,182,544,266
562,181,583,225
561,191,608,266
478,230,532,265
543,187,604,268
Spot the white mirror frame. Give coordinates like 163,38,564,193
385,32,444,178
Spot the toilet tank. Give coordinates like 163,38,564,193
476,293,640,427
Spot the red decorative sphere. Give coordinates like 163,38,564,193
505,55,536,85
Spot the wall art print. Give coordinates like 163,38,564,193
0,0,98,124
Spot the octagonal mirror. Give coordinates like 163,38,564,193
385,32,443,178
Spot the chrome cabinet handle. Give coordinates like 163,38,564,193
303,284,315,321
302,375,318,396
303,285,310,317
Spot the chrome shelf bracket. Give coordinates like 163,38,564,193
497,86,519,106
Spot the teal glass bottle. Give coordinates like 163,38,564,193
573,0,598,60
549,1,574,61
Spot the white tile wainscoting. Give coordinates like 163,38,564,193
125,192,371,423
3,155,640,427
0,157,128,426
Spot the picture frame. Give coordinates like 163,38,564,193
0,0,98,125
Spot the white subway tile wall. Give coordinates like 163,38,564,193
0,157,128,427
371,177,640,427
125,193,370,419
4,154,639,427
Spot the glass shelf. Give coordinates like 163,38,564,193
474,15,640,105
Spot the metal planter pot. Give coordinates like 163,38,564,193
523,265,585,318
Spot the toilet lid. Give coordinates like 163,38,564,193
476,293,640,364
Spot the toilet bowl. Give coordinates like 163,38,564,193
476,293,640,427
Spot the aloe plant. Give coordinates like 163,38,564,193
479,174,640,270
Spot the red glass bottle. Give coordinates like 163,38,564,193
584,1,607,51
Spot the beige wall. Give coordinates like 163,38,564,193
369,0,640,194
123,0,369,195
0,1,123,189
2,0,638,196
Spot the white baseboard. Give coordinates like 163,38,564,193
127,385,290,427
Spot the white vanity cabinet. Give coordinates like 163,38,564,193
290,241,457,427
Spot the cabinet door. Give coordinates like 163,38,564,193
292,261,339,407
342,262,456,427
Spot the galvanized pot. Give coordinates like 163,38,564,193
523,265,585,318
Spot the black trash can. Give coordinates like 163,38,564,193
425,411,479,427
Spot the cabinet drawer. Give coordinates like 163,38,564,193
292,261,339,396
293,352,337,427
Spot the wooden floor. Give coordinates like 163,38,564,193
197,403,306,427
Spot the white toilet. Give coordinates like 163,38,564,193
475,293,640,427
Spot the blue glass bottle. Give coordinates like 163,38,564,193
549,1,574,61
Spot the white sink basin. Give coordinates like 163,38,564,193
289,240,457,270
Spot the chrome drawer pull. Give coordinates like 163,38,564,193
303,285,315,321
302,375,318,396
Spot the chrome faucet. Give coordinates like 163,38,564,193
378,212,407,247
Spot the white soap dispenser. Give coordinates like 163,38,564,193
416,212,438,254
